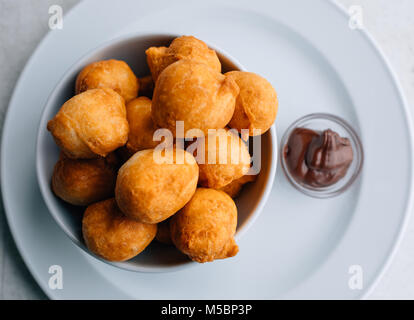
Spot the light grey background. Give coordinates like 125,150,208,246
0,0,413,299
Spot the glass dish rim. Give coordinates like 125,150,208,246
279,112,364,199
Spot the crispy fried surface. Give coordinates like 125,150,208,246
115,148,199,224
170,188,238,263
52,153,118,206
152,60,238,136
146,35,221,81
47,88,129,158
82,198,157,262
219,174,257,198
226,71,278,136
195,129,251,189
76,59,138,103
125,97,160,154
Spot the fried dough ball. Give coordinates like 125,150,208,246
125,97,159,154
219,174,257,198
52,152,118,206
194,129,251,189
47,88,129,159
138,75,154,98
115,148,199,224
75,59,138,103
82,198,157,262
146,35,221,81
170,188,239,263
155,220,172,245
226,71,278,136
152,60,239,136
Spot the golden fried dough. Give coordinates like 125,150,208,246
52,153,118,206
125,97,159,154
170,188,238,263
155,219,172,245
152,60,239,136
146,35,221,81
226,71,278,136
76,59,138,102
194,129,251,189
138,75,154,98
115,148,199,224
47,88,129,159
82,198,157,261
219,174,257,198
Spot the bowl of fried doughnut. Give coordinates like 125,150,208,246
36,33,278,272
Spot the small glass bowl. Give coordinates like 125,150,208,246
280,113,363,198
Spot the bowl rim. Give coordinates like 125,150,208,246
35,31,278,273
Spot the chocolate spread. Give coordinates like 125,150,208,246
284,128,353,187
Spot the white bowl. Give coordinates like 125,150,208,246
36,33,277,272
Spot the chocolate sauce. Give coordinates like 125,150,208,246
284,128,353,187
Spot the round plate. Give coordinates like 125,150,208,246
2,0,412,299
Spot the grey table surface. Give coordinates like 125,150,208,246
0,0,413,300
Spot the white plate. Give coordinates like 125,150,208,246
1,0,413,299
